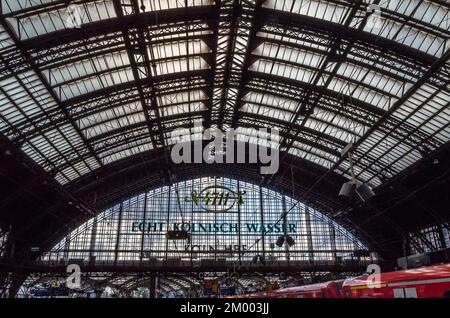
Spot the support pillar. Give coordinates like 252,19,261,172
0,272,11,298
149,273,157,298
259,186,265,262
0,272,27,298
305,207,314,263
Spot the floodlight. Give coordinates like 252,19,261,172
339,181,356,199
275,235,285,247
355,183,375,202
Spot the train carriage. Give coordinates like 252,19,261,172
231,264,450,298
342,264,450,298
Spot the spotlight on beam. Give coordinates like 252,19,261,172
275,235,285,247
338,142,376,202
339,181,356,199
355,183,375,202
285,235,295,247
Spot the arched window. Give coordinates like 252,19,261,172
43,177,368,262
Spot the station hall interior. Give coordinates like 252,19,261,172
0,0,450,298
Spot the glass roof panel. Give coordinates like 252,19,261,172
304,117,357,145
0,0,447,191
335,61,408,97
365,15,446,57
1,0,56,13
57,67,134,100
159,89,207,106
251,59,317,84
241,103,294,123
253,42,325,69
369,0,450,57
82,112,146,139
77,100,142,129
263,0,349,24
235,126,281,149
257,29,332,52
47,50,130,86
264,0,449,56
100,139,153,165
162,102,207,117
151,56,209,76
4,0,117,40
151,39,210,60
326,77,394,111
288,146,334,170
121,0,212,14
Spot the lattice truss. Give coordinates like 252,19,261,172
0,0,449,188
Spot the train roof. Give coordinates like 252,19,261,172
343,263,450,287
271,280,341,294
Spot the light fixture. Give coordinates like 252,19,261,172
275,235,295,247
285,235,295,247
355,183,375,202
338,181,356,199
275,235,285,247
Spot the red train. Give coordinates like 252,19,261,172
232,263,450,298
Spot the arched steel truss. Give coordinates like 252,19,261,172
0,1,450,298
0,0,448,189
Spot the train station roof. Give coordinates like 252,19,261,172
0,0,449,259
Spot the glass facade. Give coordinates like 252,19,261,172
43,177,367,262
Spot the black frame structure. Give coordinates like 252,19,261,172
0,0,449,298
